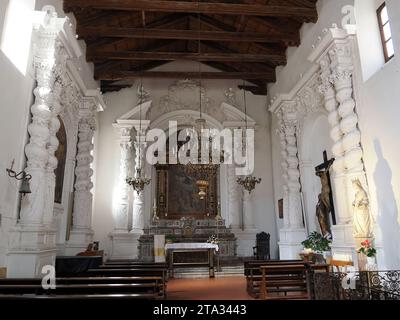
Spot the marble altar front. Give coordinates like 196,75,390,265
138,218,236,262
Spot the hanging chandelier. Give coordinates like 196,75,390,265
237,80,262,193
237,175,262,194
126,23,151,195
126,168,151,194
183,4,222,199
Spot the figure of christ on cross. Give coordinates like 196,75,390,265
315,151,336,240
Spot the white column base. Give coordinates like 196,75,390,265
6,225,57,278
232,228,258,257
65,228,94,256
108,232,141,260
331,224,358,263
278,228,307,260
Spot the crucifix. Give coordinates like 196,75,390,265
315,151,336,239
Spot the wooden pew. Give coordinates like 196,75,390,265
258,263,329,300
83,268,168,297
0,275,164,299
244,260,303,298
0,293,157,301
259,264,309,300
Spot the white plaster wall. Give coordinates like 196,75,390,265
0,0,36,267
353,0,400,270
93,60,279,259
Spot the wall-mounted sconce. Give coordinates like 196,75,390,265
6,160,32,196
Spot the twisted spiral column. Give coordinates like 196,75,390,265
131,135,147,233
277,112,290,228
282,105,304,229
319,55,350,225
72,101,96,231
20,36,67,226
113,127,133,232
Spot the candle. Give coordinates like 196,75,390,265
153,199,157,208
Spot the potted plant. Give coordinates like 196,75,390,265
165,235,176,244
301,232,332,263
357,240,377,266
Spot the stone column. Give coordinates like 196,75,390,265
113,126,133,232
277,102,306,260
319,55,350,225
7,11,68,278
329,35,374,265
66,99,96,254
277,114,290,229
243,190,255,230
227,163,241,229
131,134,147,234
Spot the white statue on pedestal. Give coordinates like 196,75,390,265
352,179,373,238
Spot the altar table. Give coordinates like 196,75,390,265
165,243,219,278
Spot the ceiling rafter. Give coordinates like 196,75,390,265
64,0,318,22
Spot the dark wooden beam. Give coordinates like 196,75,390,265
89,51,286,64
64,0,318,21
77,26,299,44
192,14,287,57
96,70,276,81
85,13,189,48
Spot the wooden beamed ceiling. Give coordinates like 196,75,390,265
64,0,319,95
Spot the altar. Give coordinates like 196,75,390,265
165,243,219,278
138,218,237,262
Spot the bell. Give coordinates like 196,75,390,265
19,178,32,195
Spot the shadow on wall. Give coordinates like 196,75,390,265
373,139,400,269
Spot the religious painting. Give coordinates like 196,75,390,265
278,199,284,219
54,116,67,204
155,164,218,220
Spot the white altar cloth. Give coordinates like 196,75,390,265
165,243,219,252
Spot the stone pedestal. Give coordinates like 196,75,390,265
278,228,307,260
6,225,57,278
330,224,358,263
232,228,258,257
109,232,141,260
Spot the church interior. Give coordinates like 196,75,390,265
0,0,400,302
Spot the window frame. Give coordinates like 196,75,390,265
377,2,394,63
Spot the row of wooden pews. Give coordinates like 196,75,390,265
244,260,329,300
0,260,168,301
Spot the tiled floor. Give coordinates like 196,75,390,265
166,276,254,300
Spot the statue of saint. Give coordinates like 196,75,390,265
315,159,334,240
352,179,373,238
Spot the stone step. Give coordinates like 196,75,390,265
172,266,244,279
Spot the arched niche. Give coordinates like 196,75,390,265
299,111,333,235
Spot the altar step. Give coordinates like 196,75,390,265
172,266,244,279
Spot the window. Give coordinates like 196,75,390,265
377,3,394,62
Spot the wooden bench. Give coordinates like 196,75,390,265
0,293,157,300
259,264,309,300
0,275,164,299
258,263,329,300
83,268,168,297
244,260,303,298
